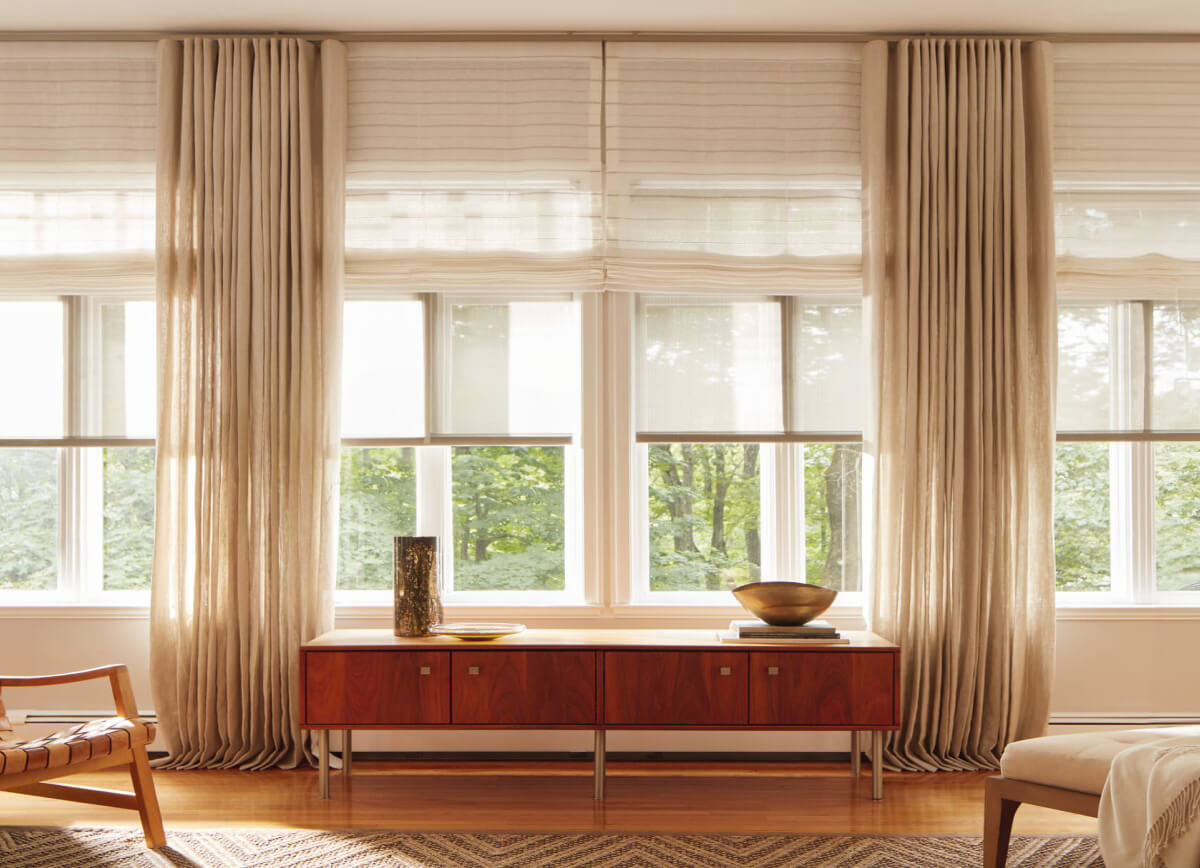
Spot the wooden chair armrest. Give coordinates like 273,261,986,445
0,664,129,688
0,665,142,719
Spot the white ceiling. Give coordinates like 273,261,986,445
8,0,1200,36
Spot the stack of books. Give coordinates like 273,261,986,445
717,619,848,644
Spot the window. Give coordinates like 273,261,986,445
0,299,156,601
337,296,581,601
0,43,156,603
634,297,863,601
606,43,865,604
338,42,867,611
338,42,598,603
1054,44,1200,604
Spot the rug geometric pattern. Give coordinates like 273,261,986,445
0,828,1103,867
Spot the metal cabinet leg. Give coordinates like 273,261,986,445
850,731,861,777
318,730,330,799
594,730,606,800
871,731,883,801
342,729,353,776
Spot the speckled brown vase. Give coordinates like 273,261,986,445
394,536,443,637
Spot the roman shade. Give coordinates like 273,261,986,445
0,42,156,295
604,42,862,295
344,42,603,293
1055,44,1200,300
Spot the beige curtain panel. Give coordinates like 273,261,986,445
862,39,1057,771
151,37,346,769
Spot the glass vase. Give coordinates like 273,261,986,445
393,536,443,637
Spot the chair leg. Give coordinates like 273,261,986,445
983,777,1020,868
128,747,166,849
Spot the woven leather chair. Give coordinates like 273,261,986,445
0,664,164,848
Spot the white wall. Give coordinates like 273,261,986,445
2,608,1197,751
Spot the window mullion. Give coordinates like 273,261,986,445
767,442,803,581
422,292,439,442
60,297,93,602
58,447,83,601
415,445,451,586
608,292,636,605
780,296,795,433
1108,441,1133,602
579,292,607,606
1131,441,1156,603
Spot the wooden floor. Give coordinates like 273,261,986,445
0,759,1098,836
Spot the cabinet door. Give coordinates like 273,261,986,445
451,651,596,725
304,650,450,725
749,651,895,727
604,651,748,726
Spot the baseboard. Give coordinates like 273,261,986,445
1048,712,1200,728
20,709,1199,745
344,750,853,763
16,710,158,726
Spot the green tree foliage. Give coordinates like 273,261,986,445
1054,443,1111,592
102,447,156,590
0,449,57,590
452,446,565,591
1155,444,1200,591
647,443,761,591
337,447,417,591
804,444,862,591
647,443,863,593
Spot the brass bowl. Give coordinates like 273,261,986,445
732,581,838,626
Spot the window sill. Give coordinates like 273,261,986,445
0,603,151,620
1053,605,1200,621
5,602,1199,624
334,602,870,630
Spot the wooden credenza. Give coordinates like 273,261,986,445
300,629,900,800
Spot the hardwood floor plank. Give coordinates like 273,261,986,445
0,761,1099,837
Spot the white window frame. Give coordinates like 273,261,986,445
0,293,155,605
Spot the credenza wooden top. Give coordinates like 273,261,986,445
303,628,898,651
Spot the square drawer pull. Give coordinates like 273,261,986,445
467,665,481,676
419,665,432,676
719,666,732,676
767,666,780,676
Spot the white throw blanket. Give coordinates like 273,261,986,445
1099,735,1200,868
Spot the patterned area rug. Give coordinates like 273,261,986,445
0,828,1102,867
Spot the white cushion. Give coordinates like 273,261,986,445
1000,726,1200,795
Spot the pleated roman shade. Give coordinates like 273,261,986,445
344,42,603,294
605,42,862,295
0,42,156,296
1055,44,1200,300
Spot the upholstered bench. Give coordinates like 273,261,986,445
984,726,1200,868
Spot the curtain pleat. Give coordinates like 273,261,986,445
150,37,345,769
863,38,1057,771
